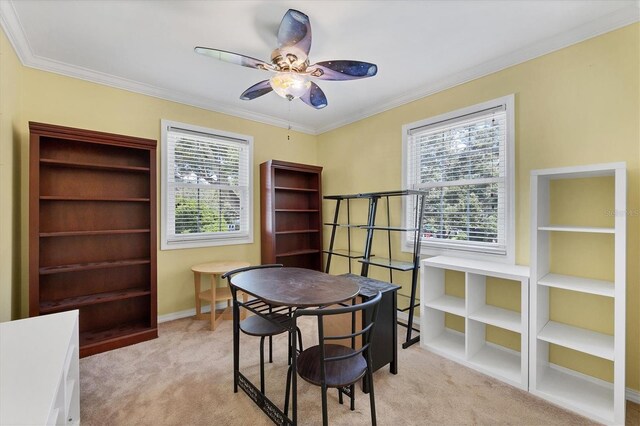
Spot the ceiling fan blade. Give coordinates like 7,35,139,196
277,9,312,57
308,60,378,81
300,82,327,109
195,47,274,71
240,80,273,100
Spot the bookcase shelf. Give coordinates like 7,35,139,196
530,162,625,425
29,122,157,357
468,305,521,333
535,366,615,423
40,196,150,202
537,321,614,360
421,256,530,390
40,288,151,314
39,259,151,275
538,273,614,297
261,160,323,271
40,229,150,237
275,249,321,257
275,208,319,213
40,158,150,172
468,342,521,385
423,294,465,316
425,327,466,360
79,321,154,349
274,186,318,192
275,229,319,235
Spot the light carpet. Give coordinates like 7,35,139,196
79,317,633,425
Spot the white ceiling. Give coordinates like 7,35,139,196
1,1,638,134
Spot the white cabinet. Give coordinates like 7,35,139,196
421,256,529,389
0,310,80,426
530,162,625,425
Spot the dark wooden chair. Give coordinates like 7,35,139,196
285,291,382,426
222,264,303,394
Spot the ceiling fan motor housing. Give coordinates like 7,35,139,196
271,48,309,72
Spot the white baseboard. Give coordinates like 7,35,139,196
157,303,235,324
158,307,204,323
627,387,640,404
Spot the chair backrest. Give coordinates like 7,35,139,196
222,263,283,302
222,264,289,325
221,263,283,283
294,291,382,366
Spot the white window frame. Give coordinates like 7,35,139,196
160,119,254,250
401,94,515,263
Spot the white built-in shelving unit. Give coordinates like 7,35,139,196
0,310,80,425
530,162,626,425
421,256,530,390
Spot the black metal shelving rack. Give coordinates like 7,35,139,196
323,190,427,348
323,193,363,274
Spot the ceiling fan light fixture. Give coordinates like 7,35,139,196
195,9,376,109
269,72,311,100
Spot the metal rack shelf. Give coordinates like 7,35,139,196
323,189,427,348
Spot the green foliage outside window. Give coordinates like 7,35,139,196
419,118,501,244
172,137,242,234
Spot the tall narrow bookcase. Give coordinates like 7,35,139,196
29,122,158,357
260,160,323,270
530,162,625,425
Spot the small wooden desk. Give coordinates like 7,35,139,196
191,260,250,330
229,267,360,425
339,274,399,373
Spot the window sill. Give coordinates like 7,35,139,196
401,241,514,265
161,235,253,250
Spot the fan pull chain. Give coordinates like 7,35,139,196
287,100,292,141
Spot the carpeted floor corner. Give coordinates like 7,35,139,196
79,317,634,425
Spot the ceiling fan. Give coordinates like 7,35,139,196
195,9,378,109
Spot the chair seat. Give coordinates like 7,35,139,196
240,314,288,337
297,344,367,388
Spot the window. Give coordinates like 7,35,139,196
402,95,514,262
161,120,253,250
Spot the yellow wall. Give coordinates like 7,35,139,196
0,29,21,321
318,24,640,390
0,28,318,319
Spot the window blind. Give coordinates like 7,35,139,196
406,105,508,255
165,126,250,245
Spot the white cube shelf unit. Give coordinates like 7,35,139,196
530,162,625,425
421,256,530,390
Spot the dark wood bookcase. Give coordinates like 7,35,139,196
29,122,158,357
260,160,323,270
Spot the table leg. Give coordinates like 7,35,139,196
210,273,219,330
232,288,240,393
391,291,398,375
194,272,203,320
291,326,298,424
241,292,248,320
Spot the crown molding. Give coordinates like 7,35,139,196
2,1,638,136
0,1,30,61
314,3,640,134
